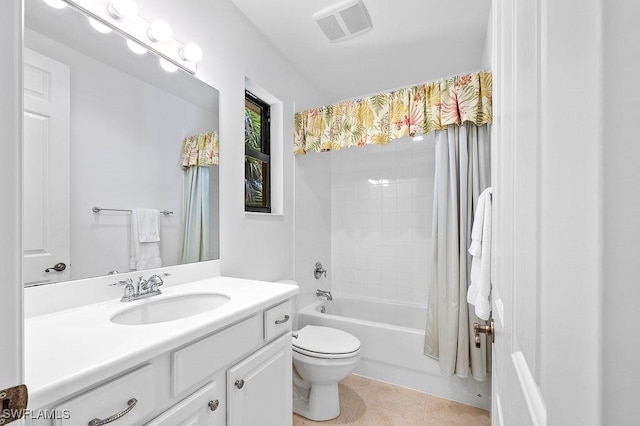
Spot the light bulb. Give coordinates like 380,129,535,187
148,20,173,42
126,39,147,55
108,0,138,19
88,18,113,34
159,58,178,73
43,0,67,9
179,42,203,63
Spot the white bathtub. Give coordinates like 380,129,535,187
298,297,491,409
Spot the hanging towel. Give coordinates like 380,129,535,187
467,187,493,320
130,209,162,270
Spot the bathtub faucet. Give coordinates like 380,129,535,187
316,289,333,301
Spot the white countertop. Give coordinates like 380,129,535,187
25,276,298,409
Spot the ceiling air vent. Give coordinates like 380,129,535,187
313,0,373,42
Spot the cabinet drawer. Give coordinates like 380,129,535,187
146,379,224,426
263,300,292,341
53,364,159,426
171,315,262,397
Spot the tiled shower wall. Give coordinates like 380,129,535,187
330,135,436,305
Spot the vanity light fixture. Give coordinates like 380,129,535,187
62,0,202,74
107,0,138,20
148,19,173,42
88,17,113,33
42,0,68,9
179,42,203,63
159,58,178,73
126,39,148,55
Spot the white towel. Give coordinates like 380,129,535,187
467,187,493,320
135,208,160,242
130,209,162,270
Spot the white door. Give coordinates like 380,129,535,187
1,0,24,423
491,0,603,423
227,333,292,426
490,0,545,424
23,48,71,286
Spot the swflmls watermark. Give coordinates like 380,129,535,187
2,408,71,420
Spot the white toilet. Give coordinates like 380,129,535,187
291,325,361,421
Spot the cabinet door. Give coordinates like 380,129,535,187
227,333,292,426
146,380,224,426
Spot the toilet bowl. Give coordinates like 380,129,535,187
292,325,361,421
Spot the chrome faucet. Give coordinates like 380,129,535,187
110,273,170,302
316,289,333,301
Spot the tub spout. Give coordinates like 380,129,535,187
316,289,333,301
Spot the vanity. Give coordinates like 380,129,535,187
25,276,297,425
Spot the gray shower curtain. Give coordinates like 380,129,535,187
424,122,491,380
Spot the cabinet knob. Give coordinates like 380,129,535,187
235,379,245,389
208,399,219,411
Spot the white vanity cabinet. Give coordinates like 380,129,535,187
227,333,292,426
146,380,224,426
27,288,295,426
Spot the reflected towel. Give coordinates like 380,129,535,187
467,187,493,320
135,208,160,242
130,209,162,270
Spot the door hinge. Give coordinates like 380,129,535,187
0,384,28,425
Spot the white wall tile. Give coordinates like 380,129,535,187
330,138,435,304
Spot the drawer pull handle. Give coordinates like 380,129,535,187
208,399,219,411
235,379,245,389
275,315,290,325
88,398,138,426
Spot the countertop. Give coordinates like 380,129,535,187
25,276,298,409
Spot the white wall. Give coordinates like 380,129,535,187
602,0,640,422
25,29,218,280
330,137,434,305
131,0,326,283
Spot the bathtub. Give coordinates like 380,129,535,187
298,297,491,409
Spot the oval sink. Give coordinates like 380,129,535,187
111,293,230,325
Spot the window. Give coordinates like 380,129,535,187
244,91,271,213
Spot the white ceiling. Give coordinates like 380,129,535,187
229,0,492,105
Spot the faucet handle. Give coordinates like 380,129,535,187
110,279,133,287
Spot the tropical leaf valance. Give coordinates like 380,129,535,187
294,71,492,155
181,131,219,168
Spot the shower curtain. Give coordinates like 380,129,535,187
180,131,218,264
424,122,491,380
180,166,211,263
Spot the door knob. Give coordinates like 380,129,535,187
473,319,495,348
45,262,66,272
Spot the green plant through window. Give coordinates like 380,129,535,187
245,91,270,212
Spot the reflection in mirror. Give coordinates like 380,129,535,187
23,0,220,287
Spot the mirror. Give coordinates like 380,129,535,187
23,0,220,286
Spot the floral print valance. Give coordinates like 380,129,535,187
181,131,219,168
294,71,492,155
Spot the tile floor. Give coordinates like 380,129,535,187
293,374,490,426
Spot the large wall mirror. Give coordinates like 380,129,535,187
23,0,220,286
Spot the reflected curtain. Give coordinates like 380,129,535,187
180,132,218,263
424,122,491,380
293,71,492,154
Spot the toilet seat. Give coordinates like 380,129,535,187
293,325,361,359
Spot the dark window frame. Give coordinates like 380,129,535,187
244,90,271,213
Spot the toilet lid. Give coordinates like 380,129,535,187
292,325,361,358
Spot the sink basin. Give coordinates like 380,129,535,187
111,293,230,325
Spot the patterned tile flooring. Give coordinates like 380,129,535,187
293,375,490,426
